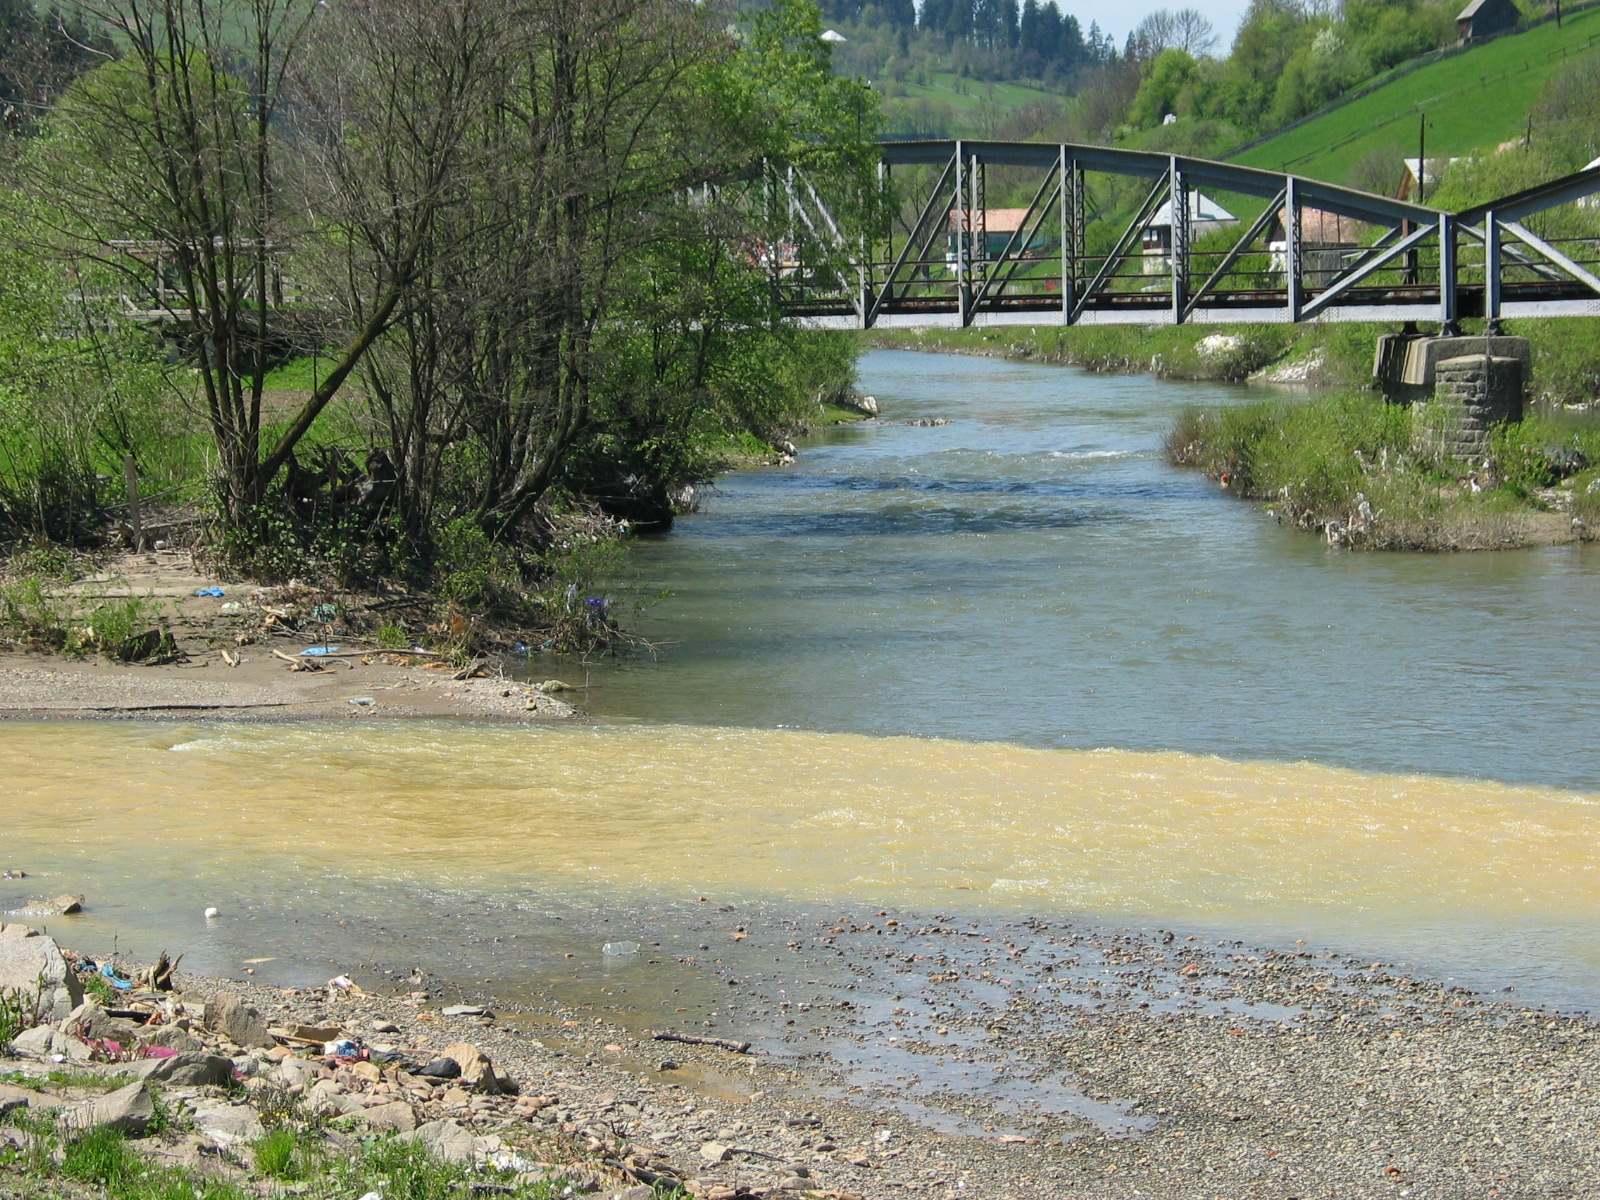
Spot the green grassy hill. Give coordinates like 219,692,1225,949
1232,5,1600,186
878,71,1068,138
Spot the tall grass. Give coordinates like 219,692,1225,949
1166,392,1597,549
0,558,170,658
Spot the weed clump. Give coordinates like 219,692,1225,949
1166,392,1600,550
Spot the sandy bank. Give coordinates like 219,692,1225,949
0,550,583,723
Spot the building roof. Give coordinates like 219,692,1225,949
1267,207,1369,245
1398,156,1465,199
948,208,1037,233
819,28,847,41
1146,191,1237,229
1457,0,1496,20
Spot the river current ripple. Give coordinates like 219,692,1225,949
586,348,1600,794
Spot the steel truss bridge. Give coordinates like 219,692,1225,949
770,140,1600,330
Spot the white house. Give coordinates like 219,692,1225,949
1141,191,1237,272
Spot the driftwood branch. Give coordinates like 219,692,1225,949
651,1031,751,1054
270,649,352,671
290,647,449,659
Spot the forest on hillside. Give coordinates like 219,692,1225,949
822,0,1527,150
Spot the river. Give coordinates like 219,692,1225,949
6,348,1600,1024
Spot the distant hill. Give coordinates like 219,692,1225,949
1230,2,1600,188
814,0,1118,138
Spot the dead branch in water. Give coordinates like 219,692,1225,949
651,1031,751,1054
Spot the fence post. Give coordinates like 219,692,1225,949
124,453,143,553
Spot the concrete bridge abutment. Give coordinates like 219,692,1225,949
1374,333,1530,465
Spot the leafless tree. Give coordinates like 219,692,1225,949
1170,8,1218,56
1128,8,1217,60
22,0,343,523
294,0,749,540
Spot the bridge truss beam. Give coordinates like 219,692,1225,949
773,142,1600,329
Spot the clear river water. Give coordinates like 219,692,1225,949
6,348,1600,1021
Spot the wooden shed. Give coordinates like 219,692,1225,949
1457,0,1519,43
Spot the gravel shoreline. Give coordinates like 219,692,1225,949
9,903,1597,1200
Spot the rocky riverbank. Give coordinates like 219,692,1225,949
7,899,1600,1200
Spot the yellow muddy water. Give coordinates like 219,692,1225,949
4,719,1598,1001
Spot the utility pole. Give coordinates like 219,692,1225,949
1417,113,1426,205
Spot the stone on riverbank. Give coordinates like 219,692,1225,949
189,1100,265,1146
124,1051,236,1087
0,928,82,1019
59,1082,154,1136
441,1041,507,1093
404,1118,476,1162
202,993,275,1050
362,1100,418,1133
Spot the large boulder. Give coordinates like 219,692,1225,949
361,1100,417,1133
124,1052,236,1087
441,1042,509,1094
64,1002,143,1045
59,1082,154,1136
137,1026,203,1054
188,1101,264,1147
403,1119,476,1163
9,1025,91,1063
0,929,82,1020
202,994,275,1050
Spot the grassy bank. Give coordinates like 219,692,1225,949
866,321,1600,405
1167,391,1600,549
0,1118,581,1200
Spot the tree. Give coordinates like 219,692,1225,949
1129,8,1217,62
1171,8,1218,56
30,0,312,525
1129,47,1201,127
0,0,110,136
288,0,880,543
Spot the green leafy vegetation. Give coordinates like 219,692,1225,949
1234,3,1600,184
1166,392,1600,549
0,0,878,651
0,988,41,1052
0,562,171,660
0,1119,578,1200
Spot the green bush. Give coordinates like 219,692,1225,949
434,517,522,614
1162,390,1583,548
0,987,41,1052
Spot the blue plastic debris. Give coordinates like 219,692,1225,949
99,961,134,991
299,646,342,656
193,587,225,598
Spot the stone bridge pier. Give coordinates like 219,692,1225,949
1374,332,1531,463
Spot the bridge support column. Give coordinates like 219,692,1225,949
1414,354,1525,464
1373,334,1531,405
